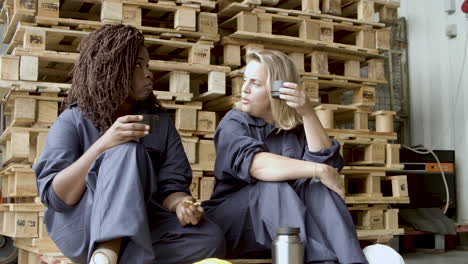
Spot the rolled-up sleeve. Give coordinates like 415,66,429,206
214,111,268,184
32,110,81,213
302,139,344,171
156,116,192,202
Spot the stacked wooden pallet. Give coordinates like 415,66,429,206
0,0,223,262
0,0,403,263
0,89,68,263
201,0,405,245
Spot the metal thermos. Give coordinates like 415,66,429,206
272,227,304,264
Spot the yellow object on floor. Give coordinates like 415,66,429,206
193,258,233,264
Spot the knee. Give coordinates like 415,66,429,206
253,181,292,194
96,141,152,185
251,181,297,202
199,220,226,258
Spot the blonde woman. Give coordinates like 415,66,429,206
203,50,368,264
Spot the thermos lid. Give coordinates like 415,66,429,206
276,227,300,235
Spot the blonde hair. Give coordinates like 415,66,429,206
241,49,303,130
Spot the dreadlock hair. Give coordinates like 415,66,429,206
64,24,149,133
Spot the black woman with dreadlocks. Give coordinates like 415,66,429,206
33,24,225,264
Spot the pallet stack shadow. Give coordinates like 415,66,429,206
202,0,407,244
0,0,222,263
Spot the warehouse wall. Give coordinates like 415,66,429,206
399,0,468,224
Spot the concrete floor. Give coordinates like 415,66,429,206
403,251,468,264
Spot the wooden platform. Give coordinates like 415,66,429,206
349,204,399,229
0,126,49,166
8,46,230,102
220,42,386,89
0,0,219,43
8,23,220,65
217,0,399,26
343,171,409,204
0,164,37,198
2,90,63,129
219,11,390,55
340,140,402,168
0,203,44,238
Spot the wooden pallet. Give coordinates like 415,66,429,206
217,0,399,25
26,252,272,264
9,45,230,102
8,23,218,64
175,109,218,135
0,53,68,87
343,171,409,204
203,94,241,111
0,0,220,43
315,104,395,132
2,90,63,129
225,75,379,109
356,228,402,243
326,128,396,141
0,126,49,166
150,0,217,11
152,69,227,102
0,203,44,238
204,69,320,110
0,0,37,43
339,140,402,168
161,100,216,136
220,12,390,51
349,204,400,230
190,171,216,200
219,11,390,57
0,164,37,198
22,248,269,264
219,41,386,87
36,0,219,39
182,138,216,172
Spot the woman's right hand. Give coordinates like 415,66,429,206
95,115,149,153
316,163,345,200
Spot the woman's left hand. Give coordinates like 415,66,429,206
279,82,314,116
175,196,205,227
